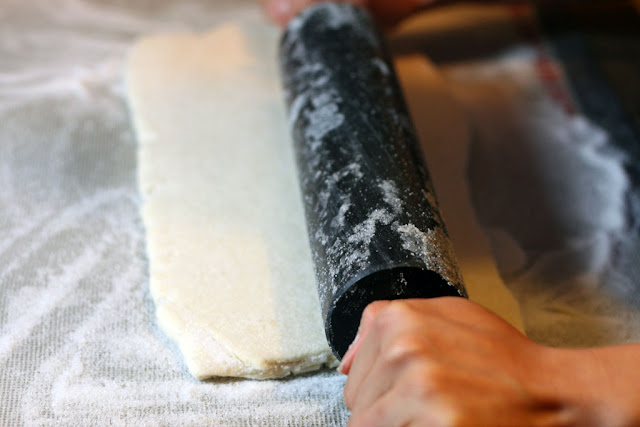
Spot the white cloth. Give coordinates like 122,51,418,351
1,0,638,424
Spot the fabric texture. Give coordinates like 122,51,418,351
1,0,639,424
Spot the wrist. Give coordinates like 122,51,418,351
532,345,640,426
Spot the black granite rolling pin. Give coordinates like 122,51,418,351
279,3,467,359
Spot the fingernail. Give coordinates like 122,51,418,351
337,363,347,375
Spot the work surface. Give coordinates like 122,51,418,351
2,0,640,424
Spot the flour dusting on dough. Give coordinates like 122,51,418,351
127,19,337,379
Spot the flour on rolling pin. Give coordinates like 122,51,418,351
280,3,467,358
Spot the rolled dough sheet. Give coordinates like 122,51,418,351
126,21,337,379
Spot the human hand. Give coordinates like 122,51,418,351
338,298,617,426
259,0,433,27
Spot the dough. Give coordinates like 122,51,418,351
126,21,336,379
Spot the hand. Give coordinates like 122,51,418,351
339,298,638,426
259,0,432,27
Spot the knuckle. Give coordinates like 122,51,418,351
416,397,467,427
361,300,390,325
432,406,466,427
442,406,470,427
421,365,449,391
363,300,390,316
415,400,466,427
404,363,448,398
372,301,415,332
349,401,391,427
370,310,393,335
383,334,424,365
386,299,416,318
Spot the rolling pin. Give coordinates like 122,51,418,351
279,3,467,359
